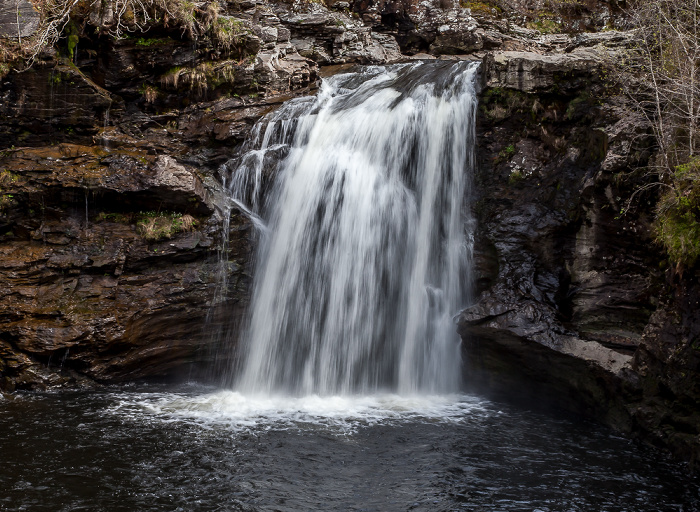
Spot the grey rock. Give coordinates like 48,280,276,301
0,0,39,38
484,50,601,93
565,30,637,52
259,25,279,43
150,156,209,206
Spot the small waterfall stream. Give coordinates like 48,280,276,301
224,60,479,395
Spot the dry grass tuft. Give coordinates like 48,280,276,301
136,211,198,241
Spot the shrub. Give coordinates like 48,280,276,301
0,0,249,72
213,16,247,50
654,159,700,269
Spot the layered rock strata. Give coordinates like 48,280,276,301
459,40,700,467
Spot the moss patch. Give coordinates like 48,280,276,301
460,1,502,15
527,19,561,34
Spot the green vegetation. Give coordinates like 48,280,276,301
0,171,21,213
565,93,590,120
508,169,524,184
481,87,534,122
97,210,197,241
134,37,171,47
495,144,516,164
137,212,197,241
96,212,133,224
66,22,79,61
0,170,19,187
213,16,248,50
49,72,63,85
0,194,15,212
654,159,700,268
459,1,502,15
527,18,560,33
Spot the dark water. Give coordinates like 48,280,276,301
0,385,697,512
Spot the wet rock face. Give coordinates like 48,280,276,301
466,45,659,351
631,279,700,465
460,47,700,468
0,142,254,390
0,64,113,147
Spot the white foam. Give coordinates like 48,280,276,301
108,391,490,434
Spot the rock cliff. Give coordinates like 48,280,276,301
458,36,700,468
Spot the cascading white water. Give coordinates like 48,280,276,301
226,60,479,396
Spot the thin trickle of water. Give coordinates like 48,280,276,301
60,348,69,369
84,189,89,228
48,68,56,141
223,61,479,396
102,107,110,149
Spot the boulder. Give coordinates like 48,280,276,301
483,49,602,93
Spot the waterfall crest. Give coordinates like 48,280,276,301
226,60,479,395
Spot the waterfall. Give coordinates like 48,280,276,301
225,60,479,396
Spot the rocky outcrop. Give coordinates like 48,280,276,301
350,0,626,55
352,0,509,55
483,49,601,92
0,142,254,390
459,47,700,468
275,4,403,64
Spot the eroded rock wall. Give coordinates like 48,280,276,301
459,40,700,468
